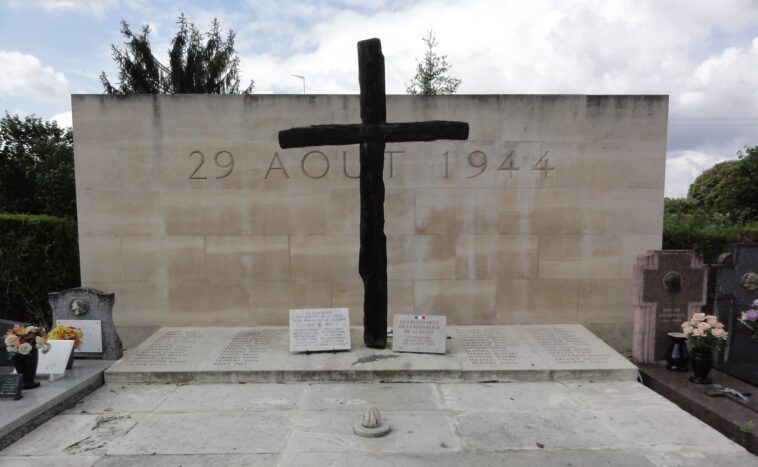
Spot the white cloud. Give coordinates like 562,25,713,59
16,0,120,17
234,0,757,197
665,150,734,198
0,51,68,101
50,111,72,128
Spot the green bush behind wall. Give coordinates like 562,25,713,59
0,213,80,324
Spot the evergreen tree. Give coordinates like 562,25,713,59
406,30,461,96
100,14,253,94
0,113,75,218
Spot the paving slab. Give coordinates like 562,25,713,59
300,382,441,411
63,383,177,414
440,382,584,410
105,411,291,455
105,325,638,383
288,410,460,454
278,451,660,467
456,409,625,450
92,454,278,466
154,382,304,413
1,381,754,466
2,413,141,457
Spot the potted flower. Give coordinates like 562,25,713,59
738,299,758,339
681,313,728,384
48,324,84,369
3,325,47,389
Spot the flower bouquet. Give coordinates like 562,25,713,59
681,313,728,384
738,299,758,340
3,325,47,356
681,313,728,351
3,325,47,389
48,324,84,369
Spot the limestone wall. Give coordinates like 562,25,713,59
72,94,667,349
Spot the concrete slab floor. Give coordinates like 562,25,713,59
0,381,756,467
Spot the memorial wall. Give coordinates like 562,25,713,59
72,94,667,349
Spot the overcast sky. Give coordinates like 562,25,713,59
1,0,756,197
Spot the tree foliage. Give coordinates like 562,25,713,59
100,14,253,94
688,146,758,224
0,113,75,218
406,30,461,96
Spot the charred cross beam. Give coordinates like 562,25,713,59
278,38,469,349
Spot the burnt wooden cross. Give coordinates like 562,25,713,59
278,38,469,348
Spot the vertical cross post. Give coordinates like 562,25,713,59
357,39,388,348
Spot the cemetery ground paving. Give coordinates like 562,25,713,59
0,381,755,466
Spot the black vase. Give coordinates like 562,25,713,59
12,347,40,389
689,346,714,384
666,332,689,372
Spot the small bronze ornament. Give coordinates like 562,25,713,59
663,271,682,294
70,298,89,316
740,272,758,291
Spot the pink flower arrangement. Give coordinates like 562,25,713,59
682,313,728,351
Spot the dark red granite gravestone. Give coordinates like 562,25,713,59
633,250,707,363
712,244,758,385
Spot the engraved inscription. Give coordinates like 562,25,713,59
189,145,558,183
189,150,236,179
212,330,275,366
531,150,555,178
301,150,330,179
527,327,611,365
466,151,487,178
457,328,521,365
129,330,202,367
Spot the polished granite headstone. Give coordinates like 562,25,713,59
105,325,638,383
712,244,758,385
633,250,707,364
49,287,122,360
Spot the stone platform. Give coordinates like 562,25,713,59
105,325,637,383
1,380,755,466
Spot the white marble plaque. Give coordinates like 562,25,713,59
36,340,74,375
57,319,102,353
289,308,351,353
392,314,447,354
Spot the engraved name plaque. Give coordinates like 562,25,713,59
289,308,351,353
57,319,103,354
392,314,446,354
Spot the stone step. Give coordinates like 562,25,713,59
105,324,638,383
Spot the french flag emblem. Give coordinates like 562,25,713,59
413,315,427,320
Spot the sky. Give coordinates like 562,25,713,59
0,0,756,198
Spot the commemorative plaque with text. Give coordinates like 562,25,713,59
392,314,446,354
289,308,351,353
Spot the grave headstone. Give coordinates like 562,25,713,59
712,244,758,385
0,319,26,367
49,287,122,360
633,250,707,364
392,314,446,354
289,308,351,352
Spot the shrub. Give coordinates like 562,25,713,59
0,213,80,324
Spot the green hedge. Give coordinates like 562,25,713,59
663,217,758,264
0,213,80,325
